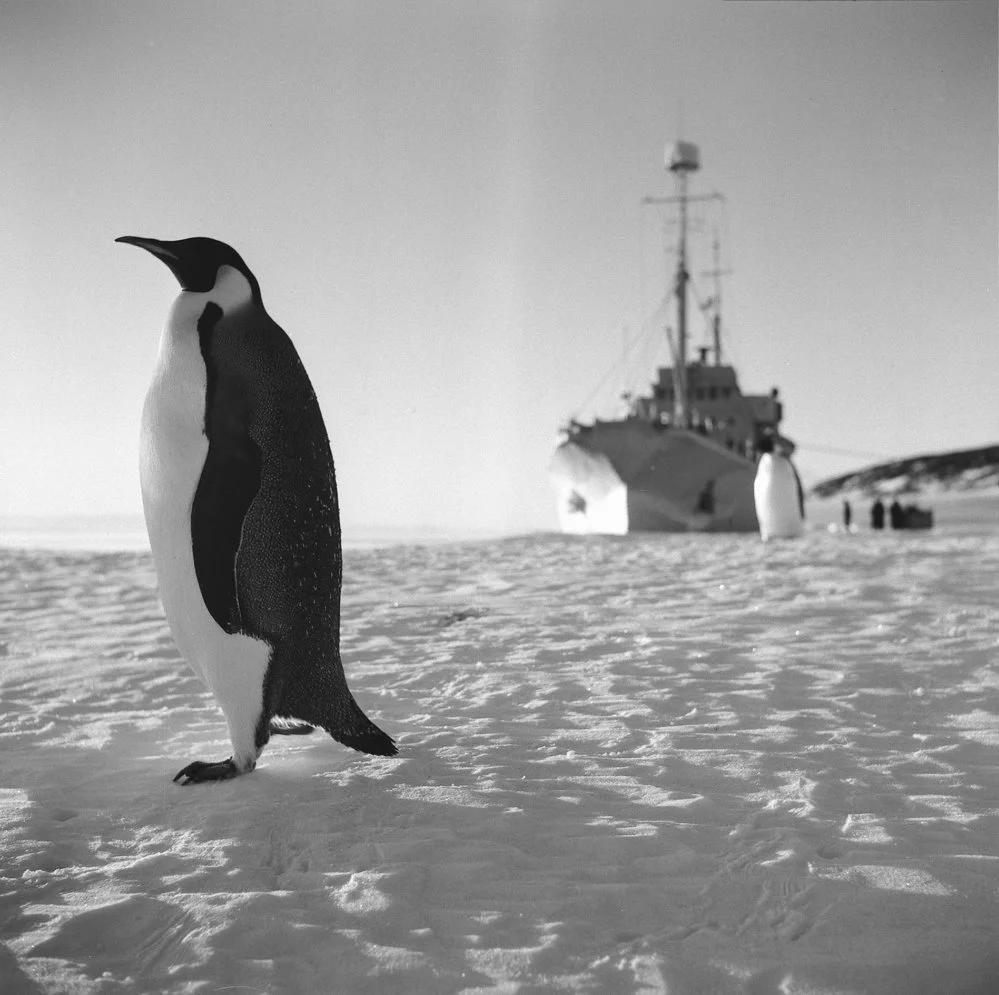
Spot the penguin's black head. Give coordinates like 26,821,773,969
757,435,775,455
115,235,258,295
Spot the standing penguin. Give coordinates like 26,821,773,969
117,235,396,783
753,435,805,541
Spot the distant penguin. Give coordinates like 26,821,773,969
117,235,397,783
753,436,805,541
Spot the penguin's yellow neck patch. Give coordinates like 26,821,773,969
206,265,254,313
166,265,255,342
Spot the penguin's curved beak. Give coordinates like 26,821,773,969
116,236,197,290
115,235,177,253
115,235,178,261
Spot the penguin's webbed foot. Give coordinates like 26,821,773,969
173,757,247,785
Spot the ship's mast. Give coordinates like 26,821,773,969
667,141,698,426
642,140,724,429
703,228,730,366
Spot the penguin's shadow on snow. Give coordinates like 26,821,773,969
0,744,195,979
0,942,45,995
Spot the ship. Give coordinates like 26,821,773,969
550,139,794,534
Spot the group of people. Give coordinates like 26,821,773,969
871,497,912,530
843,497,931,531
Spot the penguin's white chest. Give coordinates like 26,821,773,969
140,302,213,676
139,294,270,765
754,454,804,541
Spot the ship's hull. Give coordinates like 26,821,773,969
550,424,760,534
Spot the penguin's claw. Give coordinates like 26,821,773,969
172,757,244,784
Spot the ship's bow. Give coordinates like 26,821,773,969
550,427,759,534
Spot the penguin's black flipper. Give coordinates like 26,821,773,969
192,435,262,634
793,463,806,519
192,303,263,634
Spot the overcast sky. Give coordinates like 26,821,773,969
3,1,996,534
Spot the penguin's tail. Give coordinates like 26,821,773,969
274,648,398,757
329,697,398,757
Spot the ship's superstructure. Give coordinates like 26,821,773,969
550,140,793,534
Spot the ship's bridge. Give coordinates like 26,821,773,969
652,363,745,424
744,392,781,425
656,363,741,402
630,362,783,456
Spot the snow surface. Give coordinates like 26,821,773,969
2,501,999,994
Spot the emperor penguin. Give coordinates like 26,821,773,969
117,235,397,783
753,435,805,541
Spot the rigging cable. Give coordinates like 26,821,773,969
793,443,893,461
686,275,713,352
687,270,744,370
570,303,666,418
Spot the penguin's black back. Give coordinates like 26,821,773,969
194,296,396,757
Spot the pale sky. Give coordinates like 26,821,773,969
3,1,996,533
